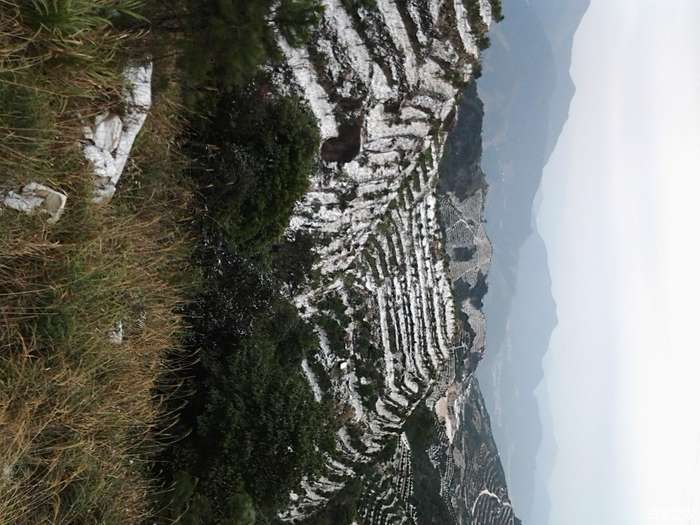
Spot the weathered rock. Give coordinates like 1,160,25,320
107,320,124,345
1,182,67,223
1,65,151,221
83,63,152,203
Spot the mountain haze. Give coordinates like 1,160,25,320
473,1,591,523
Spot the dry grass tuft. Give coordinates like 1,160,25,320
0,184,193,523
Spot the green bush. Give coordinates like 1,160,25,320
147,0,323,92
490,0,505,22
20,0,144,35
187,87,319,254
271,230,318,294
160,239,335,523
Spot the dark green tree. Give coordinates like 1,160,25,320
271,230,318,294
188,86,320,254
161,239,334,524
148,0,323,91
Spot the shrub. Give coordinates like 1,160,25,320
187,86,320,254
159,238,335,523
145,0,323,93
19,0,145,36
490,0,505,22
271,230,319,295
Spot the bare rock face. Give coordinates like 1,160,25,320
277,1,518,524
1,182,67,224
83,63,152,204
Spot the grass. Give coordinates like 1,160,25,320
0,191,193,524
0,3,195,523
0,0,148,188
0,214,182,524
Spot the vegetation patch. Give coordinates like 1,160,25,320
489,0,505,22
0,0,504,523
0,148,192,525
186,84,320,255
142,0,323,100
158,236,335,524
0,1,328,523
464,0,491,50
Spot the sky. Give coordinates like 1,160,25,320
535,1,700,524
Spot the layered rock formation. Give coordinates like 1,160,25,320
277,1,518,523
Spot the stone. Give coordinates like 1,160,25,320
107,320,124,345
1,182,67,223
83,63,153,204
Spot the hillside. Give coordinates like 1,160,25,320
275,1,518,523
0,1,516,524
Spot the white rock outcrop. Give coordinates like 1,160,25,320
83,63,152,204
276,1,495,521
1,182,67,224
107,320,124,345
1,65,152,223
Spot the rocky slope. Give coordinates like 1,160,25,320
276,1,518,523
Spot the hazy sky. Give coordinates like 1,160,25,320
536,1,700,524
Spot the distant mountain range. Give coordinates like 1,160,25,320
473,1,591,523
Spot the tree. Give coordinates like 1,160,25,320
149,0,323,91
187,86,320,254
271,230,318,295
161,239,335,523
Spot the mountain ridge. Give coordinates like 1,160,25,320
275,1,519,523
